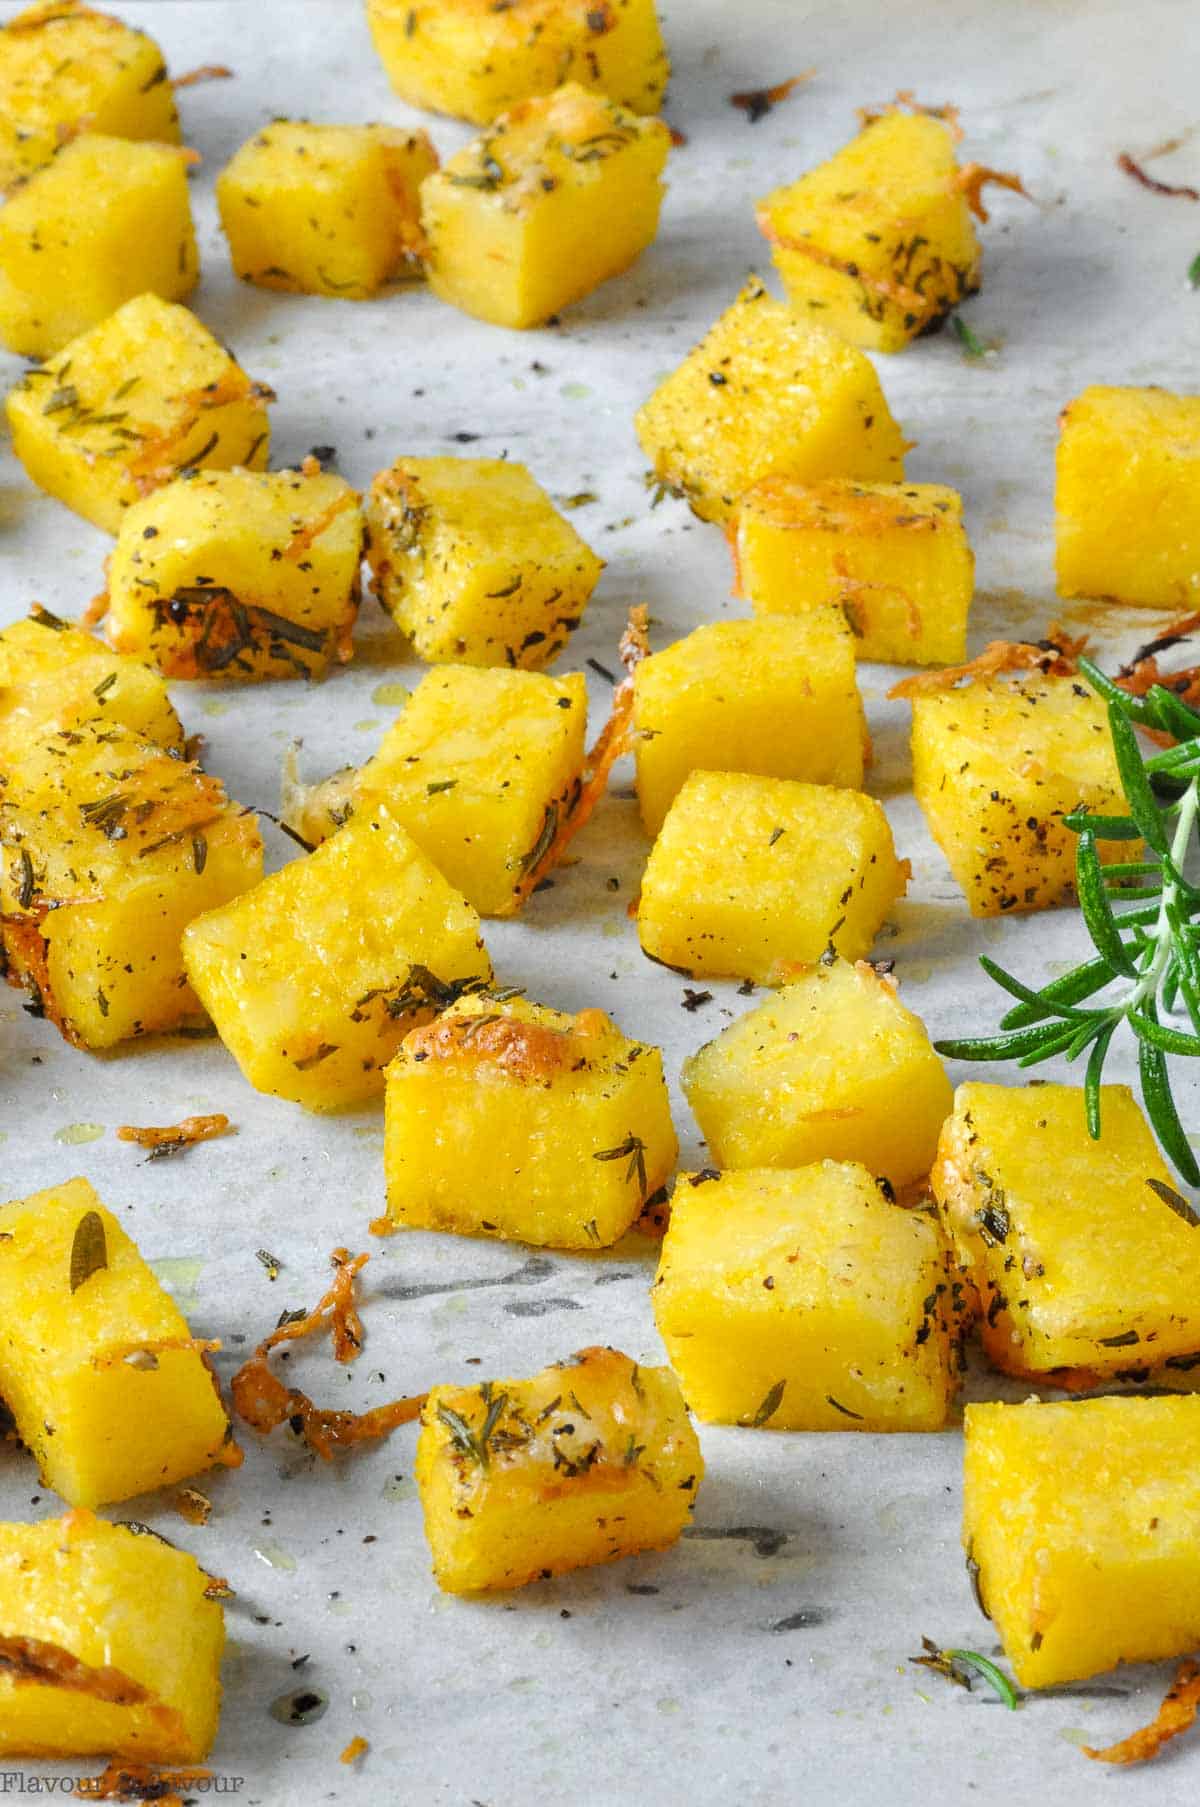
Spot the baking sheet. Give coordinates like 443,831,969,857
3,0,1200,1799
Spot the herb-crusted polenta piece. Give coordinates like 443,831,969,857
756,112,981,353
633,613,866,835
735,478,974,667
909,671,1128,915
105,466,364,681
385,993,676,1247
366,0,669,125
416,1346,701,1593
0,606,183,763
0,1507,223,1760
0,0,180,194
654,1163,959,1431
0,1179,231,1507
366,456,602,667
0,721,263,1050
5,293,273,535
637,771,908,983
183,806,492,1111
933,1082,1200,1379
422,83,670,329
216,120,438,299
0,135,198,359
682,959,952,1188
964,1396,1200,1687
1056,385,1200,609
293,667,587,916
634,277,907,525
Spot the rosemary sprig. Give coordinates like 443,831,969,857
937,660,1200,1183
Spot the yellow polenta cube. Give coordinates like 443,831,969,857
385,993,676,1247
633,613,866,835
6,293,273,535
634,277,907,525
366,0,669,125
0,606,183,763
0,721,263,1051
299,667,587,916
735,478,973,667
963,1397,1200,1687
422,83,669,330
910,672,1127,916
637,771,908,982
0,1179,231,1507
183,806,492,1111
366,456,602,667
0,1,179,194
1056,385,1200,609
217,120,437,299
0,1507,223,1760
416,1346,700,1594
105,466,364,681
654,1163,958,1432
933,1082,1200,1379
0,135,197,359
756,113,980,354
681,959,951,1188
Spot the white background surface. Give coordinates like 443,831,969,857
3,0,1200,1801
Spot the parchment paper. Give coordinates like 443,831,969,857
2,1,1199,1800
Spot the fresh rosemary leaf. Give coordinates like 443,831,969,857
1108,704,1168,852
1128,1010,1200,1056
936,1020,1085,1062
1189,249,1200,289
1139,1036,1200,1186
978,954,1098,1021
1076,831,1139,977
1084,1020,1118,1136
1062,809,1141,840
1016,1021,1084,1067
1077,656,1157,724
998,955,1114,1030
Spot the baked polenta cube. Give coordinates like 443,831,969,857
183,806,492,1110
422,83,669,330
0,1507,223,1760
1056,385,1200,609
735,478,973,667
0,721,263,1050
366,456,602,667
385,993,676,1247
416,1346,700,1594
654,1163,958,1431
633,613,865,835
634,277,906,525
964,1397,1200,1687
0,0,180,194
105,466,364,681
6,293,273,535
909,671,1127,915
681,959,951,1188
0,606,183,764
756,112,981,354
0,134,198,359
296,667,587,916
637,771,908,982
366,0,669,125
216,120,437,299
933,1082,1200,1379
0,1178,231,1507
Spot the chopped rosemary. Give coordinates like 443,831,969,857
751,1379,786,1426
593,1132,648,1193
950,313,990,359
70,1211,108,1294
1189,250,1200,290
912,1637,1018,1710
937,658,1200,1183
